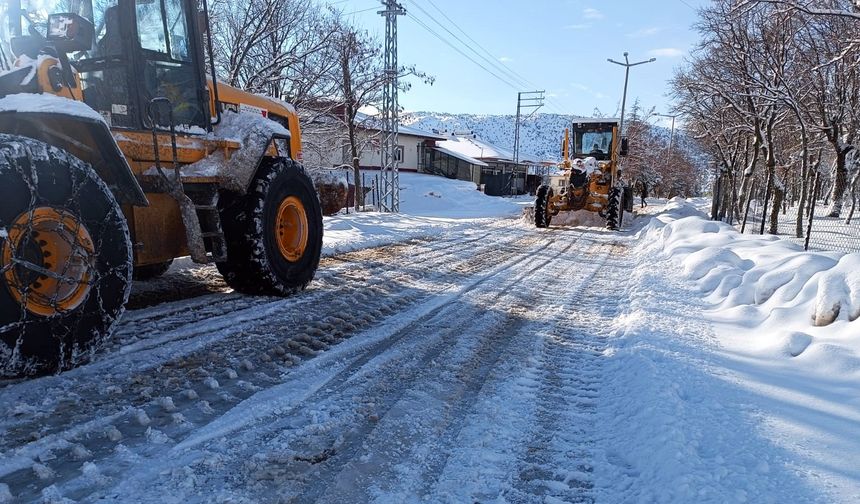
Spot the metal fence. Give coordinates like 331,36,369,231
720,174,860,254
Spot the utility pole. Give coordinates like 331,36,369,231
654,112,677,171
378,0,405,212
607,52,656,152
510,90,544,195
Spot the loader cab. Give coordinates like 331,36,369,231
2,0,211,131
571,120,619,162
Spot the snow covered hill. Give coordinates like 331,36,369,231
403,111,577,162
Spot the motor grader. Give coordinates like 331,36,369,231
0,0,323,376
534,119,633,229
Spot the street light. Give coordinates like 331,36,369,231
607,52,656,152
653,112,678,170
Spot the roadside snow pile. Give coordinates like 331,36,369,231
322,172,525,255
598,197,860,502
640,197,859,332
398,172,526,218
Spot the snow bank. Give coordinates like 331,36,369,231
322,172,526,255
638,198,858,333
600,198,860,501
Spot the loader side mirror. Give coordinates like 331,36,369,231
47,13,94,53
620,137,629,157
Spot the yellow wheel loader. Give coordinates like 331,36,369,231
534,119,633,230
0,0,323,376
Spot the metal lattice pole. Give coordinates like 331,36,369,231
510,90,544,196
379,0,405,212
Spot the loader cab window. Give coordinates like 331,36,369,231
68,1,139,128
135,0,207,130
1,1,134,126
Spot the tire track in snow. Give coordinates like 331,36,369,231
417,237,624,504
503,241,627,504
91,230,587,504
290,235,584,504
0,224,548,503
108,229,496,353
312,235,611,504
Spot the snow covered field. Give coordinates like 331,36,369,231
1,174,859,503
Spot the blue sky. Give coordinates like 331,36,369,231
335,0,707,123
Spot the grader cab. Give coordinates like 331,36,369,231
534,118,633,229
0,0,323,376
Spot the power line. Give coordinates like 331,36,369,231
406,0,532,89
406,0,569,115
343,6,379,15
405,12,522,91
417,0,539,89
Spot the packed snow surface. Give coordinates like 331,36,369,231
1,175,859,503
601,197,860,502
322,172,529,255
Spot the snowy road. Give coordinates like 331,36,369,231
3,203,855,504
0,220,628,503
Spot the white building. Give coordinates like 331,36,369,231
301,110,446,173
420,131,537,196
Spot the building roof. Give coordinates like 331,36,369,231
432,146,489,167
354,112,447,140
436,135,516,162
399,123,449,140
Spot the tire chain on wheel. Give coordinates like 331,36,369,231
0,134,133,376
606,186,622,230
535,185,553,228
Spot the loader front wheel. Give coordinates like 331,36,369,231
217,159,323,295
0,135,133,376
535,185,553,228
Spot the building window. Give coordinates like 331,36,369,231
395,145,404,163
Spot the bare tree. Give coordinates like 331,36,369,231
327,18,433,210
332,25,384,211
210,0,338,107
672,0,860,233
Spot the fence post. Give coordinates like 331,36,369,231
375,174,380,211
759,170,772,235
805,172,821,251
741,179,757,234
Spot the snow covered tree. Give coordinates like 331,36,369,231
673,0,860,231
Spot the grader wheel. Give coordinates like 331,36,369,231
535,185,554,228
606,187,623,230
0,135,132,376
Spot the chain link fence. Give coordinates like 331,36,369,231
714,171,860,254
